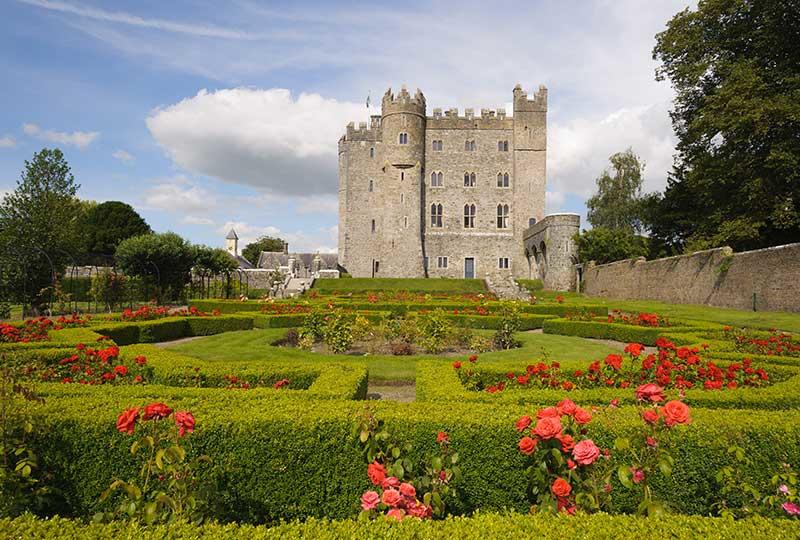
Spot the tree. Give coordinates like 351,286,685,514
651,0,800,252
115,232,195,302
573,227,650,265
192,245,239,275
242,236,285,267
586,149,647,233
0,148,82,311
82,201,151,259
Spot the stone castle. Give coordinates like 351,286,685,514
337,84,579,290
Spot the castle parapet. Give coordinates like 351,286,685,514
427,106,512,129
343,119,382,142
513,84,548,112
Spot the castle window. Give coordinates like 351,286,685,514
399,132,408,145
463,172,476,187
463,204,476,228
401,172,404,181
431,171,443,187
430,203,443,228
498,140,509,152
404,216,408,228
370,147,375,158
432,140,443,151
369,179,374,192
496,204,509,229
437,256,448,269
499,257,510,269
497,172,510,188
371,219,376,233
401,193,404,203
465,139,476,151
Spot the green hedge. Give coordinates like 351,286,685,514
2,513,796,539
92,316,254,345
17,385,800,522
416,357,800,410
0,327,107,353
117,344,368,400
443,313,552,330
543,318,699,345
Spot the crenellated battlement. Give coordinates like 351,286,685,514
381,85,426,117
427,106,512,129
513,84,547,112
342,115,382,142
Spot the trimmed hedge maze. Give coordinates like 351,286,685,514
4,291,800,530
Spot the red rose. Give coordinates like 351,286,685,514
536,407,560,419
116,407,139,435
399,482,416,498
437,431,449,444
604,354,623,370
174,411,195,437
624,343,645,357
382,476,400,489
468,355,478,363
452,361,462,369
515,415,532,432
142,402,173,420
558,434,575,452
533,417,562,440
641,409,660,425
114,365,128,376
662,400,691,427
635,383,665,403
368,461,386,486
519,436,537,455
573,408,592,425
557,399,577,416
572,439,600,466
134,356,147,366
382,488,402,508
551,477,572,498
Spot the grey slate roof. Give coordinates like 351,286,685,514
226,229,239,240
256,250,338,270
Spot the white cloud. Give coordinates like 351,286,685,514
296,194,338,215
181,215,215,226
141,176,216,214
112,149,134,163
0,136,16,148
545,191,566,214
219,221,337,254
146,88,364,196
22,123,99,150
549,102,676,198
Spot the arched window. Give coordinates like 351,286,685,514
470,140,476,151
369,147,375,158
430,203,443,228
400,193,404,203
463,204,476,228
432,140,442,151
399,133,408,144
463,172,475,187
431,171,443,187
496,204,509,229
498,140,508,152
371,219,376,233
369,179,374,192
497,173,509,188
464,140,470,151
404,216,408,228
437,172,443,186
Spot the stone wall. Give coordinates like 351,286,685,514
583,243,800,313
523,214,580,290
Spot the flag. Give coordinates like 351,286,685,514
366,92,371,109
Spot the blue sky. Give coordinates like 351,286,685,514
0,0,690,253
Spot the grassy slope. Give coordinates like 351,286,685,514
167,328,619,384
311,278,487,293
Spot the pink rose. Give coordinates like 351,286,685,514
406,501,431,519
399,482,416,498
386,508,406,520
572,439,600,466
382,476,400,489
382,488,402,508
515,415,532,432
368,462,386,486
635,383,665,403
557,399,577,416
533,417,562,440
361,490,380,510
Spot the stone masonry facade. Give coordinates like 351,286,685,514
583,243,800,313
337,84,577,287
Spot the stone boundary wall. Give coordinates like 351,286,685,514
583,243,800,313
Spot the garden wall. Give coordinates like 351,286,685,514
583,243,800,313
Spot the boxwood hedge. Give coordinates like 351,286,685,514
91,315,254,345
18,385,800,522
2,513,796,539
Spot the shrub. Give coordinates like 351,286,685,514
390,342,414,356
415,310,452,354
493,303,521,350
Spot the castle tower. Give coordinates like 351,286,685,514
377,86,427,277
225,229,239,256
512,84,548,276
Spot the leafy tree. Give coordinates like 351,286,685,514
242,236,285,266
586,149,647,233
115,232,195,302
192,245,239,275
573,227,650,265
0,148,82,311
651,0,800,252
82,201,151,259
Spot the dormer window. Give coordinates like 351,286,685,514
399,133,408,144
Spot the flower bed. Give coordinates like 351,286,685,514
542,318,711,345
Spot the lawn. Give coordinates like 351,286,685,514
312,277,487,294
166,328,620,384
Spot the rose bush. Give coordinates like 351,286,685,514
38,344,151,385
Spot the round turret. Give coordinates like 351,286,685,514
381,86,426,168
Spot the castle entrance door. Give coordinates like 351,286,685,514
464,257,475,279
